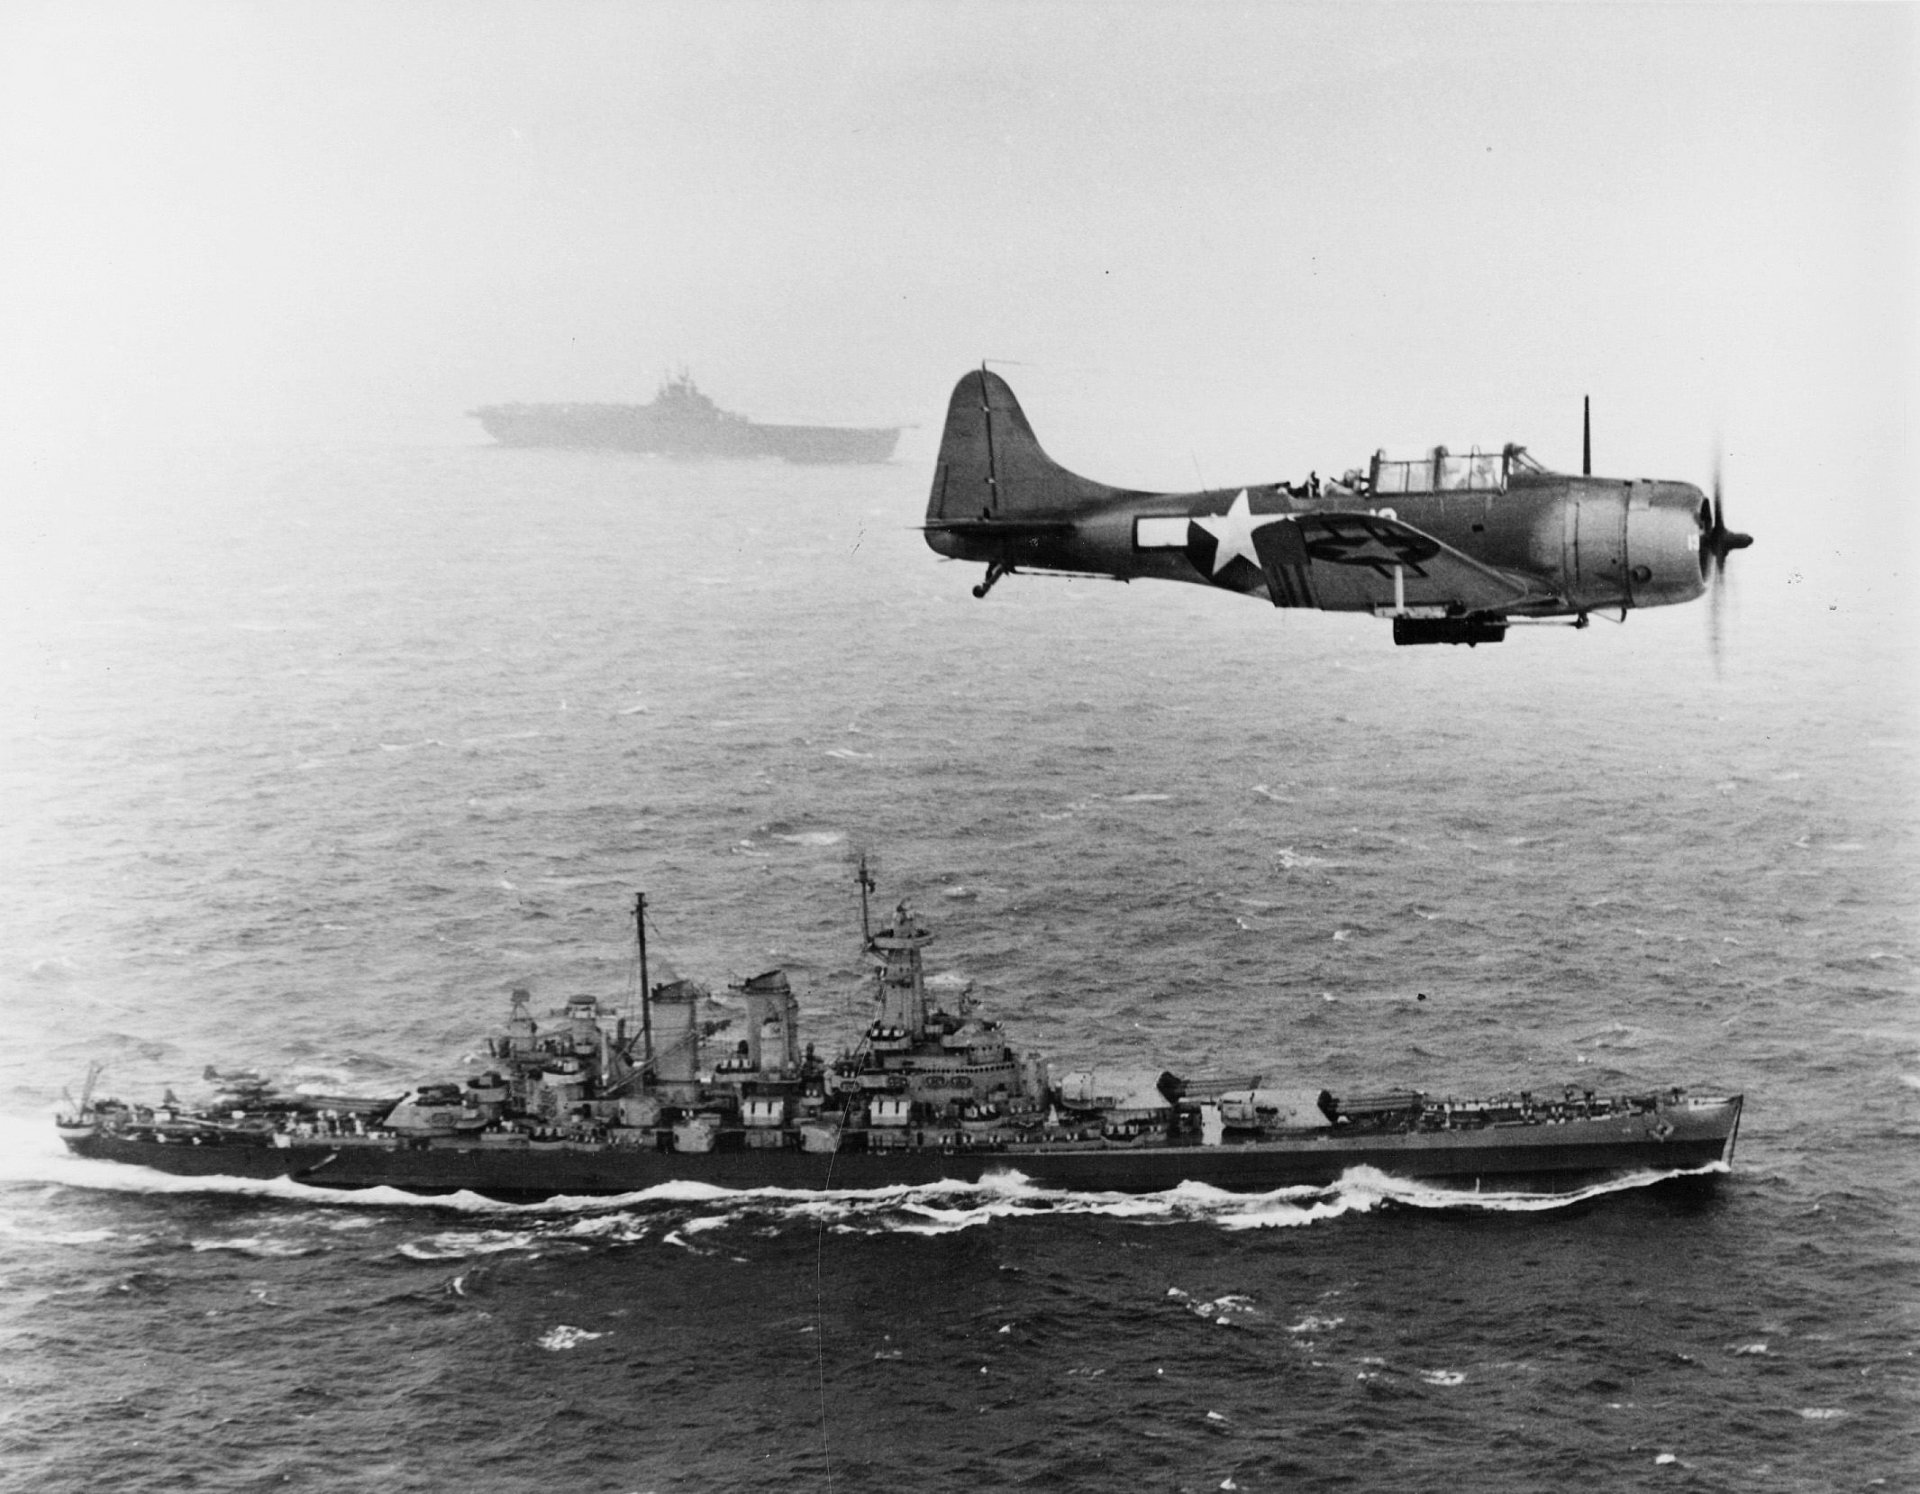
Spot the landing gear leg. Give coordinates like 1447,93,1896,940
973,562,1011,600
1574,611,1590,629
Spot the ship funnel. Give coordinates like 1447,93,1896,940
734,970,798,1074
649,981,704,1087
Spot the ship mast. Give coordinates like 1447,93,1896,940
856,854,876,947
634,892,653,1071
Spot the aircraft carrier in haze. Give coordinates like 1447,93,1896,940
470,371,899,464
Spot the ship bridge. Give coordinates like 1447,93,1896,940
1368,445,1549,496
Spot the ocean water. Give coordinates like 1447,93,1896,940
0,442,1913,1493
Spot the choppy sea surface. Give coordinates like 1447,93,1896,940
0,442,1914,1493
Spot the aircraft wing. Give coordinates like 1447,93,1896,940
1250,511,1540,614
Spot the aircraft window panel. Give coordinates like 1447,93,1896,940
1374,463,1414,494
1374,452,1507,494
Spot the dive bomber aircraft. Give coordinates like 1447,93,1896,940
924,368,1751,646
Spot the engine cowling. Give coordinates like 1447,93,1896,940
1537,481,1710,613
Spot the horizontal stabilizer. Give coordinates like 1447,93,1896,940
923,517,1078,537
1252,511,1539,613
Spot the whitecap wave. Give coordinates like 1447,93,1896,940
189,1235,319,1258
398,1229,544,1260
536,1325,606,1350
1168,1288,1260,1326
1573,1022,1648,1050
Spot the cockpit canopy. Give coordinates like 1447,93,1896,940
1370,444,1548,495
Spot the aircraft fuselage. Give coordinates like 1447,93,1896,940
925,474,1713,616
924,370,1744,642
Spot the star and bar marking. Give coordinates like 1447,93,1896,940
1190,490,1286,576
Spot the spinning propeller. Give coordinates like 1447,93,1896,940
1701,454,1753,668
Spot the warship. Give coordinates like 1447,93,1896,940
469,371,900,464
57,865,1743,1201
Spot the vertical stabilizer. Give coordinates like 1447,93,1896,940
925,369,1127,525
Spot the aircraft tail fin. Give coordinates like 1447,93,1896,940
926,369,1126,526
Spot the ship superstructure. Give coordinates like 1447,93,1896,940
434,872,1051,1159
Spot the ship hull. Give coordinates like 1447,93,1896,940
470,404,899,464
744,422,900,465
63,1098,1740,1202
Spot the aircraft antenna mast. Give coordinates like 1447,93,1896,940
1582,396,1591,477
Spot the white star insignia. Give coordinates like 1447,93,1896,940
1192,490,1283,576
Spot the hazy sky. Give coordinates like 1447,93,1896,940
2,2,1913,528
